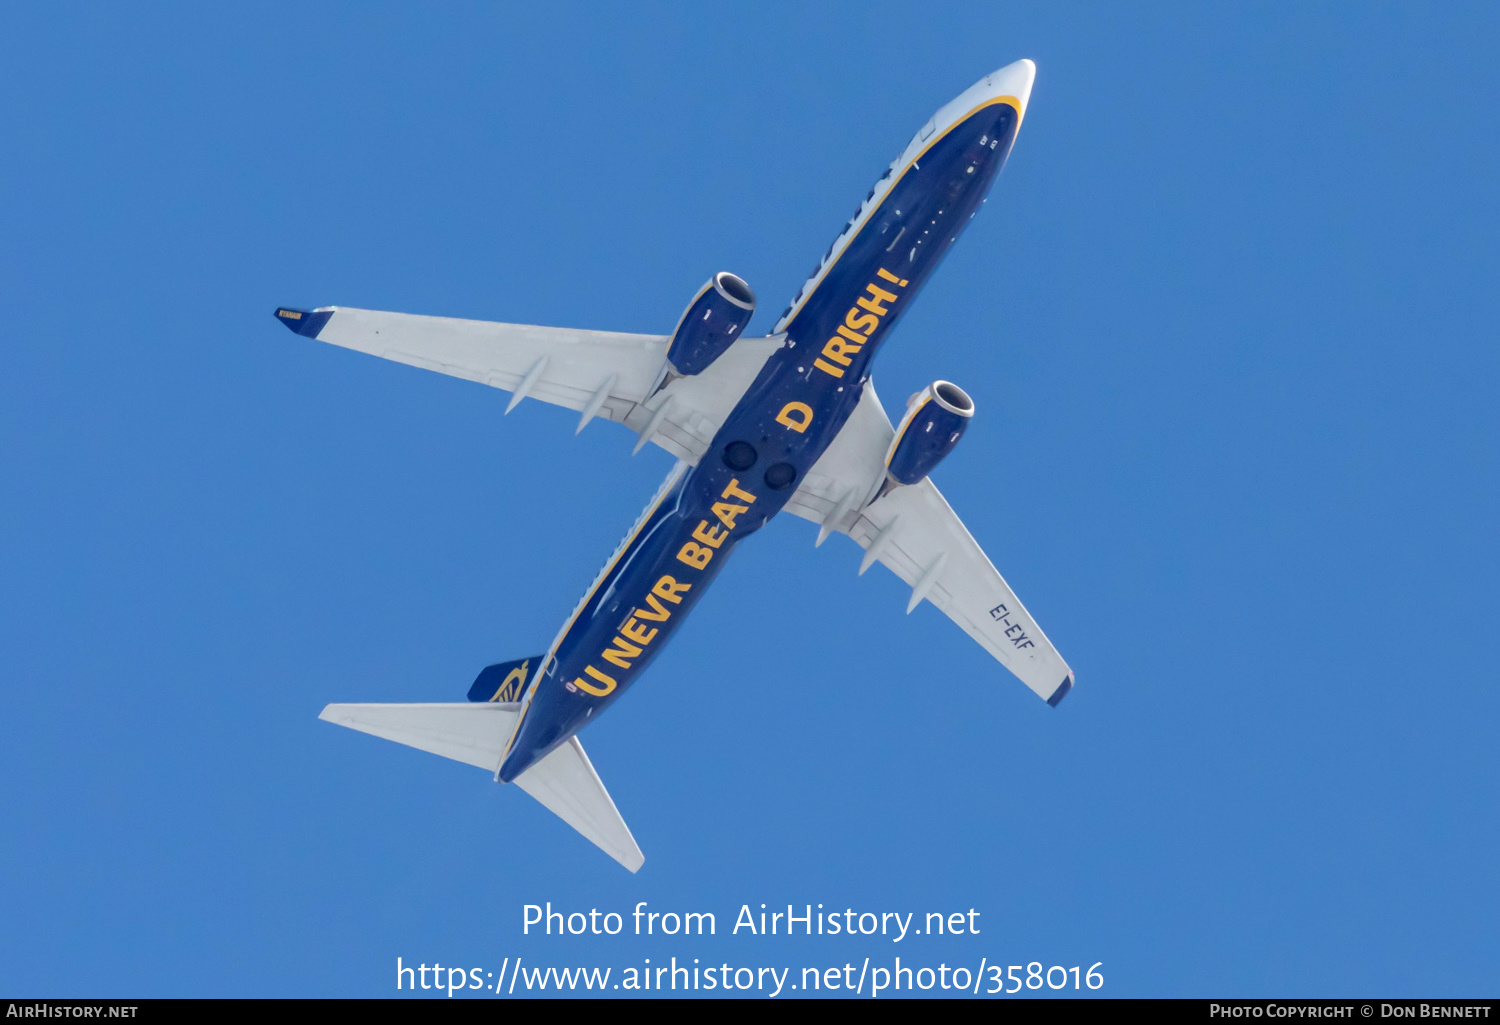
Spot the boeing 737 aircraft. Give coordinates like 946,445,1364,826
282,59,1071,871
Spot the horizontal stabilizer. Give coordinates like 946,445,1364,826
318,702,643,872
319,701,515,770
514,737,644,872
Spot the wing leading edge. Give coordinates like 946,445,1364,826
274,305,783,465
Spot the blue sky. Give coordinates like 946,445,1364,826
1,1,1496,998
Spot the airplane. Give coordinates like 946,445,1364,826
279,58,1072,872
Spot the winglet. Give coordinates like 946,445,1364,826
1047,673,1074,707
274,306,335,338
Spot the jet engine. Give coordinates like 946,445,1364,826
664,272,756,376
884,380,975,486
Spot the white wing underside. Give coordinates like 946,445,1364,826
789,380,1073,703
302,308,1071,702
312,306,783,464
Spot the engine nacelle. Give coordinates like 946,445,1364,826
885,381,975,486
665,272,756,376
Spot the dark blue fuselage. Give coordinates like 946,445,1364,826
497,95,1022,782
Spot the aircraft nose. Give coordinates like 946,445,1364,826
985,58,1036,117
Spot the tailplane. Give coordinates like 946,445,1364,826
319,702,644,872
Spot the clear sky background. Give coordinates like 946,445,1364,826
2,1,1496,999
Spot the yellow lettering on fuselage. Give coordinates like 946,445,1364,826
710,502,748,530
856,288,893,317
812,272,908,380
620,617,657,646
635,591,673,622
692,519,728,548
775,401,814,433
676,541,712,569
653,575,692,603
576,481,759,698
601,635,643,669
574,663,617,697
721,478,757,504
844,309,879,335
820,337,858,366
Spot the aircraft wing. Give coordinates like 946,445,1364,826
274,306,784,465
785,380,1075,705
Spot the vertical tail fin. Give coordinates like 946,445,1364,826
467,655,544,703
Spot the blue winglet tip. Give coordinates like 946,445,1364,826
273,306,334,338
1047,673,1074,707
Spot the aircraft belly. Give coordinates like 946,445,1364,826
497,100,1024,784
496,461,768,780
704,102,1022,490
